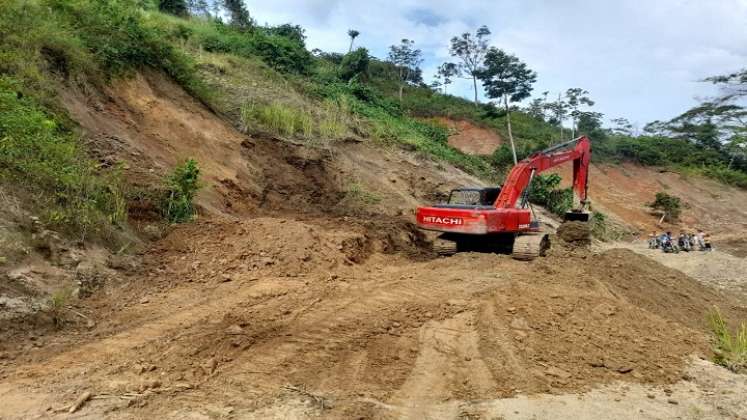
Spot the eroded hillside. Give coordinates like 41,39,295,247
1,2,747,419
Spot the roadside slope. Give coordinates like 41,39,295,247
551,162,747,237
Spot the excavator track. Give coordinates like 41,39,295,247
433,238,458,256
512,233,549,261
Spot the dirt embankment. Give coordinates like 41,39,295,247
550,163,747,238
434,117,503,156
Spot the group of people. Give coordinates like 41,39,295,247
648,229,711,253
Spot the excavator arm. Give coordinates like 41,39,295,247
493,136,591,212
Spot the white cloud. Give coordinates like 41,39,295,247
243,0,747,125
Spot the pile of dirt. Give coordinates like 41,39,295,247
138,216,432,290
3,220,746,420
556,221,591,246
5,68,747,419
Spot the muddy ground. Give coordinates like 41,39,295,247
1,215,746,419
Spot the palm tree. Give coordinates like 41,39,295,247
347,29,360,53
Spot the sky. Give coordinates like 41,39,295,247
243,0,747,128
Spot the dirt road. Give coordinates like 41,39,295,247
1,217,746,419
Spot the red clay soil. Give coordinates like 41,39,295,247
435,117,503,156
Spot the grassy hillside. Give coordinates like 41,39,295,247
1,0,745,244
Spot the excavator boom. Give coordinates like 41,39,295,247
494,136,591,209
416,136,592,259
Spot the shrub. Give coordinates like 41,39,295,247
46,287,73,328
163,159,201,223
648,191,682,222
708,307,747,373
702,165,747,189
339,48,370,82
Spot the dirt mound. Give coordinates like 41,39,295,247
3,228,745,419
557,221,591,246
435,117,503,155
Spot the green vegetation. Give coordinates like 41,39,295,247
46,287,73,328
648,192,683,222
528,174,573,217
708,307,747,373
240,98,350,140
0,77,126,238
163,159,201,223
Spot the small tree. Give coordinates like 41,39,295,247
449,25,491,106
611,117,634,136
159,0,189,15
388,39,423,101
546,92,569,141
649,192,682,223
436,62,458,94
526,91,549,121
565,88,595,137
478,47,537,164
222,0,252,29
347,29,360,53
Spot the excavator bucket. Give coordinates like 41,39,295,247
564,211,589,222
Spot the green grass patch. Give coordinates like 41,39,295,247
708,307,747,373
240,99,354,140
0,77,126,239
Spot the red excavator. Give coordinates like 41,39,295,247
416,136,591,260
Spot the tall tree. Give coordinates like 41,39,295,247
565,88,595,137
159,0,188,15
478,48,537,164
223,0,252,29
347,29,360,53
706,68,747,103
449,25,491,106
388,39,423,101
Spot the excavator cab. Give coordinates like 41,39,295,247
437,187,501,209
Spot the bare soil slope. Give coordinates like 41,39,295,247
62,71,482,223
436,117,503,156
551,163,747,237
